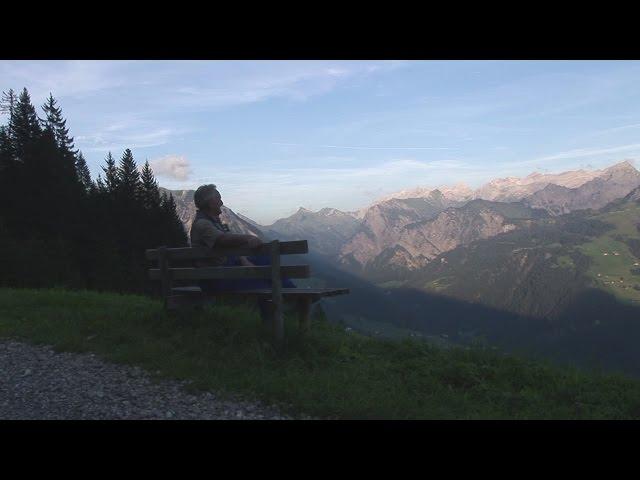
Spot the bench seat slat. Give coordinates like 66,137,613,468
165,287,349,310
149,264,310,280
146,240,308,260
171,286,349,297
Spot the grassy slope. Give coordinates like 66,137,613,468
576,203,640,305
1,287,640,419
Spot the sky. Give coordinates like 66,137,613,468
2,60,640,224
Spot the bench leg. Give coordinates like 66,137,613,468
260,299,275,330
273,307,284,345
297,298,312,333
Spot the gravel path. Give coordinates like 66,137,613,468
0,339,303,420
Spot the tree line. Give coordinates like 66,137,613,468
0,88,187,294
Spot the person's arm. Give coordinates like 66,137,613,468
239,256,254,266
214,233,263,248
195,220,263,250
217,235,261,266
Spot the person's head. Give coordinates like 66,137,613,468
194,184,223,216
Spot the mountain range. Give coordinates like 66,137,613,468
341,161,640,275
160,160,640,376
164,161,640,277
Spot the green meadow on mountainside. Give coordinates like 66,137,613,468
577,201,640,306
2,287,640,420
409,194,640,313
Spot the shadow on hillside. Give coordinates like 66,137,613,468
297,252,640,378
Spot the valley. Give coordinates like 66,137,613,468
163,160,640,376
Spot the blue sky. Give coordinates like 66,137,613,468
2,60,640,224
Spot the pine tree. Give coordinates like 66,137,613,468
75,151,93,193
0,89,17,117
117,148,141,204
101,152,119,194
11,88,41,160
0,89,191,293
96,174,106,193
0,89,17,143
0,126,10,228
0,91,17,162
0,126,9,170
139,160,161,210
0,89,17,150
41,93,76,154
160,192,188,246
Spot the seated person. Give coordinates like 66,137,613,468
189,184,295,321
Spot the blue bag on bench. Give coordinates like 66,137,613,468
198,255,296,322
199,254,296,293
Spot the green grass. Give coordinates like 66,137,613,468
576,204,640,305
553,255,575,270
424,276,456,292
376,280,408,289
337,313,449,345
1,287,640,419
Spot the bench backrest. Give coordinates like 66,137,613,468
146,240,310,306
145,240,308,262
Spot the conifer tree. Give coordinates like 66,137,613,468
0,89,191,293
95,174,106,193
0,89,17,117
160,191,188,246
0,126,10,226
139,160,161,210
117,148,141,203
101,152,119,193
41,93,76,154
75,151,93,193
0,126,9,170
11,88,41,159
0,89,17,147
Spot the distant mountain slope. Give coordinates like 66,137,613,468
473,166,605,202
162,160,640,279
334,161,640,277
524,161,640,215
376,183,474,203
339,192,464,269
626,185,640,203
408,190,640,317
263,207,361,258
345,200,548,278
372,163,616,207
303,248,640,378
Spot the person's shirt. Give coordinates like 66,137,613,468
189,210,231,267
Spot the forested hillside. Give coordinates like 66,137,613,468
0,88,187,294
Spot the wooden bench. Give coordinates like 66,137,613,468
145,240,349,342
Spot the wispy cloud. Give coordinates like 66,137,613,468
76,127,180,152
590,123,640,136
271,142,451,151
0,60,129,102
528,143,640,164
166,61,409,109
190,158,476,185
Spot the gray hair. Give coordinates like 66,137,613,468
194,184,219,210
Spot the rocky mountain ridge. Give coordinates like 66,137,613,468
161,160,640,277
524,161,640,215
337,161,640,274
371,161,634,208
261,206,361,257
